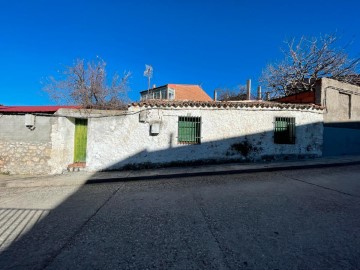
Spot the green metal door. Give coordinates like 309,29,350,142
74,118,88,162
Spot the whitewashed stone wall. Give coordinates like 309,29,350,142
86,105,324,171
0,106,324,175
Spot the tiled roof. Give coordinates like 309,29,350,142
140,84,212,101
167,84,212,101
130,100,324,110
0,105,80,114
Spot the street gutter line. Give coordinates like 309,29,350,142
42,184,125,270
192,193,230,270
281,174,360,199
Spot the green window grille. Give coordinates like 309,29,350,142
178,116,201,144
274,117,296,144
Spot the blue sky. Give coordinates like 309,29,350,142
1,0,360,105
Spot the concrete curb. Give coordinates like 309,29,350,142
85,160,360,184
2,157,360,188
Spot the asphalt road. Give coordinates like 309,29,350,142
1,165,360,269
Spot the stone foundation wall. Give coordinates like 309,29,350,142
0,114,76,175
0,114,56,175
0,141,52,175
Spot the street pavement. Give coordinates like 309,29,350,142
0,154,359,188
0,159,360,269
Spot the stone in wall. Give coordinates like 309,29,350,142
0,141,52,175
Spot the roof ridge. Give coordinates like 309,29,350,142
168,84,200,87
130,100,324,110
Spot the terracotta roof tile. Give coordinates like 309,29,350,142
130,100,324,110
140,84,212,101
167,84,212,101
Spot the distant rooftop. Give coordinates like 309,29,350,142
140,84,212,102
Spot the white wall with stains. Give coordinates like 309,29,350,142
86,104,324,172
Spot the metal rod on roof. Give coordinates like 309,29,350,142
144,65,153,100
257,86,262,100
246,79,251,100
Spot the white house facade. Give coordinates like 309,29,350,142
0,101,324,175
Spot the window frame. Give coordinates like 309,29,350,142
168,88,175,100
177,116,201,145
274,117,296,144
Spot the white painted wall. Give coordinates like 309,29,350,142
49,116,75,174
0,114,53,142
86,105,324,171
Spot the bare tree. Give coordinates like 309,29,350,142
260,34,360,98
44,58,131,109
217,85,250,101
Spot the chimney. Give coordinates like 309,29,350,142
246,79,251,100
152,84,156,88
257,86,262,100
214,90,217,101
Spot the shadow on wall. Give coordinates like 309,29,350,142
1,122,360,269
323,122,360,156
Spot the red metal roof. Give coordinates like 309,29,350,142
0,105,80,114
272,91,316,104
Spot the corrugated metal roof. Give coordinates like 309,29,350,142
272,91,316,104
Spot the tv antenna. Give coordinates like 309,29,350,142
144,65,153,95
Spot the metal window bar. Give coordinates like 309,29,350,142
274,117,295,144
178,116,201,144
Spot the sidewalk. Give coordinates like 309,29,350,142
1,155,360,188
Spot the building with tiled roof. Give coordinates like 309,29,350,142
140,84,212,102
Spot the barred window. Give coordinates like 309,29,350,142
178,116,201,144
274,117,296,144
